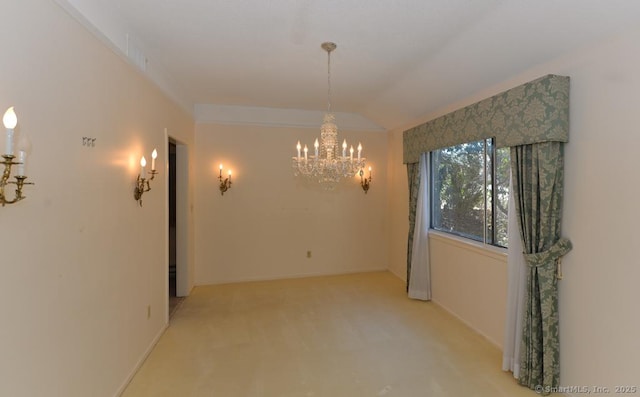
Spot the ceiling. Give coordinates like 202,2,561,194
61,0,640,130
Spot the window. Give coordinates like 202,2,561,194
431,139,510,247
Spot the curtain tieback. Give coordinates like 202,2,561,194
523,238,573,278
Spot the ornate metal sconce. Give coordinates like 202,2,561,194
359,166,372,194
1,107,34,206
218,164,232,195
134,149,158,206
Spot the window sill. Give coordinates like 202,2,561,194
428,230,507,262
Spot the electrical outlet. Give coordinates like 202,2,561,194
147,305,151,319
307,250,312,258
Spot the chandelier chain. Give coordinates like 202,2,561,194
327,49,331,113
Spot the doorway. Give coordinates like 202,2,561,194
167,135,190,319
168,141,181,316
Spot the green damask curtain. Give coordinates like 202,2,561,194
511,142,572,393
406,162,421,291
403,75,569,163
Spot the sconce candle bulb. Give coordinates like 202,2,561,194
1,106,34,206
3,107,17,129
17,151,26,176
16,131,31,177
3,107,17,156
151,149,157,171
140,156,147,179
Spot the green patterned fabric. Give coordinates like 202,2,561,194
403,75,569,164
406,162,421,291
511,142,572,394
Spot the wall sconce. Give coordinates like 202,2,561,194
218,163,232,195
1,107,34,206
359,166,372,194
134,149,158,206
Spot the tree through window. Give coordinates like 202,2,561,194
431,139,509,247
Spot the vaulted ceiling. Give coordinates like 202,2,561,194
58,0,640,130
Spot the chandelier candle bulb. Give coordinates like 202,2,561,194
3,107,17,156
357,143,362,162
342,140,347,157
296,141,301,161
314,139,319,157
228,169,232,182
350,146,354,162
304,145,308,162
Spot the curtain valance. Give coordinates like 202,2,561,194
403,74,569,164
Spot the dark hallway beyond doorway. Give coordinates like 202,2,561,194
168,141,181,316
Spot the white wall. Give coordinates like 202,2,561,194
429,234,507,348
0,1,194,396
388,25,640,392
194,123,389,284
552,27,640,392
387,128,409,280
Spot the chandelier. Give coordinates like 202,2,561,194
292,42,365,189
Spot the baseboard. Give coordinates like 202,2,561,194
387,266,406,282
386,269,503,350
430,298,503,350
113,322,169,397
196,267,389,286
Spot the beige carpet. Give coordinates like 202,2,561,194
169,295,184,319
122,271,536,396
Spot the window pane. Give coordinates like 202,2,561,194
485,139,493,244
493,147,510,247
431,140,486,242
430,139,509,248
